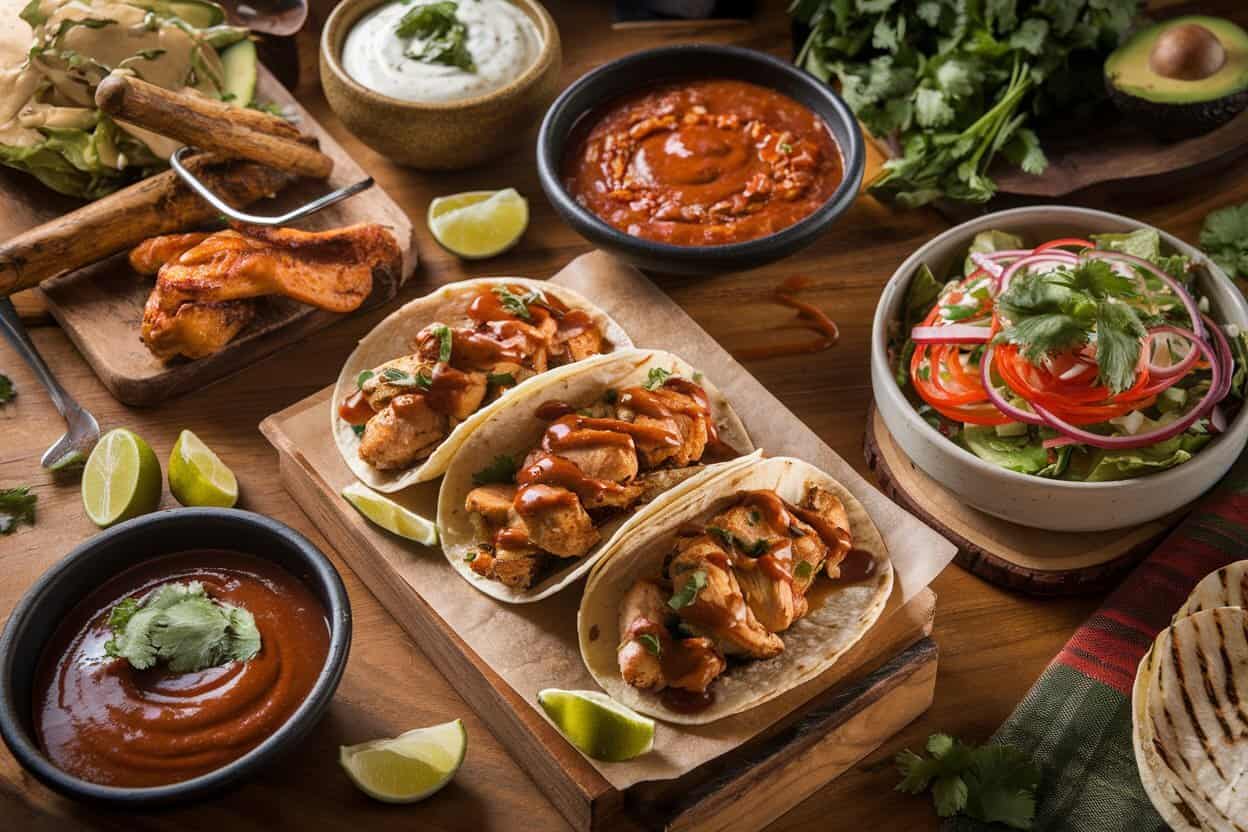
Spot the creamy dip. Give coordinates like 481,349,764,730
342,0,542,103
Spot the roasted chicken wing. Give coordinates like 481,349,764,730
139,223,400,361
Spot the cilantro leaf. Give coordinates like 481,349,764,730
433,323,453,363
994,314,1087,362
103,581,261,672
668,569,707,610
356,369,375,390
395,1,475,72
895,734,1040,830
1200,201,1248,279
0,373,13,404
0,486,36,534
487,371,516,387
382,366,432,389
1095,302,1146,394
644,367,673,390
637,633,662,657
492,286,534,320
472,454,517,485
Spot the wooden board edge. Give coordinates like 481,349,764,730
269,435,618,832
661,639,938,832
862,403,1162,595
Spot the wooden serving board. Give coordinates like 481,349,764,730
864,405,1182,595
260,254,953,831
3,66,414,407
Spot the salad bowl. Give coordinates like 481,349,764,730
871,206,1248,532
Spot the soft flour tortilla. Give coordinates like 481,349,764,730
578,456,894,725
1174,560,1248,622
332,278,632,492
1133,573,1248,831
437,349,755,604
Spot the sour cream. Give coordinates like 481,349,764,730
342,0,542,104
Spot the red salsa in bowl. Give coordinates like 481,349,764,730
561,79,844,247
32,550,329,788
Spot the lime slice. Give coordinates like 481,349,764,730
342,481,439,545
82,428,162,527
340,719,467,803
168,430,238,508
428,188,528,259
537,689,655,762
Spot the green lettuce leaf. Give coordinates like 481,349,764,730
961,426,1049,475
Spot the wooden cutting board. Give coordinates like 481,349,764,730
3,67,414,407
260,255,951,831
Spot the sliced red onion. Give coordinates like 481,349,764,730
911,324,993,344
1043,436,1078,449
1199,314,1234,403
1030,327,1221,450
1058,362,1094,382
1211,405,1227,434
997,251,1079,293
1086,250,1205,339
980,345,1046,426
970,252,1005,279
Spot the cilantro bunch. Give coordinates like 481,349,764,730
791,0,1139,206
896,733,1041,829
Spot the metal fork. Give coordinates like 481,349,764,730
0,298,100,469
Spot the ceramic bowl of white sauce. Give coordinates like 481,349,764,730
321,0,561,169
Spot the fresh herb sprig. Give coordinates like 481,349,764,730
895,733,1041,829
395,1,475,72
1200,201,1248,280
0,486,36,534
0,373,13,404
791,0,1138,206
993,260,1145,394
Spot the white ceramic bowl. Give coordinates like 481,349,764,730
870,206,1248,532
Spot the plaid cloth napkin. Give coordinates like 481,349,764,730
946,456,1248,832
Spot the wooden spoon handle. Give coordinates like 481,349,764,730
95,74,333,179
0,157,295,297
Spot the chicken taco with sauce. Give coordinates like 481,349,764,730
578,456,893,724
436,349,754,603
333,278,632,491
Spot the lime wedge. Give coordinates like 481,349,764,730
340,719,467,803
342,481,439,545
428,188,528,259
537,689,655,762
169,430,238,508
82,428,162,527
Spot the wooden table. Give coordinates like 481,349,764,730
2,2,1245,829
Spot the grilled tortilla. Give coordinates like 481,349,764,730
578,456,893,725
1133,571,1248,831
437,349,754,603
332,278,632,492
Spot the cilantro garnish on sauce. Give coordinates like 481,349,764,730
395,1,475,72
104,581,261,673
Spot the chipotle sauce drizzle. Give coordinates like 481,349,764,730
737,276,840,361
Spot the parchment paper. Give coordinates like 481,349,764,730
288,251,956,789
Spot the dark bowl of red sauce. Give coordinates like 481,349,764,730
537,44,865,276
0,508,351,807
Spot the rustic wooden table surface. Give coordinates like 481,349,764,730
2,1,1245,829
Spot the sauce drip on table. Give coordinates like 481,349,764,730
737,275,840,361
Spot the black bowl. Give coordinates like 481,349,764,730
0,508,352,808
536,44,865,276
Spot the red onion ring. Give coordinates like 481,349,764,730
1086,250,1205,339
980,345,1046,426
911,324,993,344
997,252,1079,293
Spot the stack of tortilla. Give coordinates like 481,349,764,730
1132,561,1248,830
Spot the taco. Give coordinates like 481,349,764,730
578,456,893,724
333,278,632,492
436,349,754,603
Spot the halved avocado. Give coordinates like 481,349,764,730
1106,15,1248,138
219,38,257,107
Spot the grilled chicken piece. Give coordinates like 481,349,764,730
802,487,852,579
514,485,599,557
469,537,543,588
140,300,255,360
362,355,437,411
669,535,783,659
706,505,801,632
790,521,827,597
441,370,489,422
358,394,448,470
553,324,604,364
465,484,517,525
140,223,400,361
631,388,710,469
666,637,727,693
618,580,671,690
633,466,705,503
558,444,639,483
484,361,536,392
580,481,645,511
129,232,213,274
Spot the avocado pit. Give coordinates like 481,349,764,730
1149,23,1226,82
